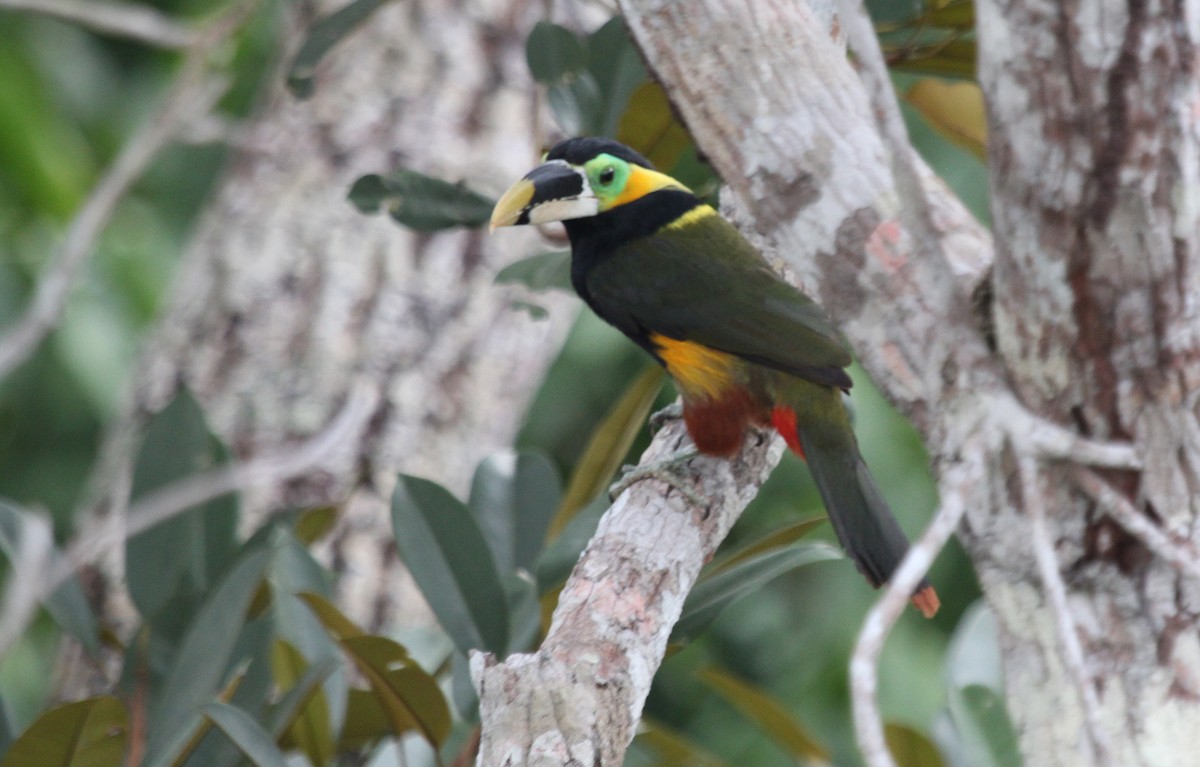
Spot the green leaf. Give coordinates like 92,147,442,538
549,365,665,540
885,723,946,767
202,702,289,767
287,0,386,98
525,22,586,84
336,689,393,751
348,170,496,231
633,718,727,767
0,501,98,653
707,517,827,574
945,604,1020,767
698,667,827,761
585,17,648,137
536,496,607,591
143,550,271,764
672,543,841,642
617,81,691,173
270,640,334,767
126,389,238,640
888,39,977,79
0,697,126,767
547,74,601,136
494,251,573,292
926,0,975,28
391,475,509,655
340,635,452,747
468,451,561,575
347,174,389,214
503,573,541,655
296,591,366,641
294,506,339,546
954,686,1021,767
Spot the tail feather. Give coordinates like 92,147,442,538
773,383,939,618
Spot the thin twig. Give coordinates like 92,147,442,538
0,0,197,48
1072,467,1200,582
851,457,974,767
1017,452,1114,767
0,381,379,658
0,2,245,381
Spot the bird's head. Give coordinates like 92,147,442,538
489,137,691,231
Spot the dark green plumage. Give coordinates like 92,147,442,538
491,137,939,616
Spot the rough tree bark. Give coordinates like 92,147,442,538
80,0,574,644
474,1,1200,765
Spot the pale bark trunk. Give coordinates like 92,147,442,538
81,0,573,643
475,0,1200,765
979,1,1200,763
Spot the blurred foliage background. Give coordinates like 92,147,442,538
0,0,1016,765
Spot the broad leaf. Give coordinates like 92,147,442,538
202,702,289,767
549,365,665,540
953,686,1021,767
270,640,334,767
0,501,98,653
493,251,572,293
885,723,946,767
296,591,367,642
673,543,841,642
633,718,727,767
905,79,987,160
586,17,648,137
340,635,452,747
143,550,270,763
546,75,601,136
348,170,495,231
336,689,393,751
0,697,126,767
391,475,509,655
126,389,237,641
707,517,827,574
287,0,386,98
944,603,1020,767
698,667,827,761
526,22,586,84
617,82,691,173
467,450,561,575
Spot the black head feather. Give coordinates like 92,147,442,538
545,137,654,169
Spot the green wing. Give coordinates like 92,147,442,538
583,213,854,389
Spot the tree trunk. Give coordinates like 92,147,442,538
978,1,1200,763
84,0,573,641
474,0,1200,765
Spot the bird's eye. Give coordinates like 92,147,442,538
599,166,615,185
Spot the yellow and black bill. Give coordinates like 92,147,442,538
489,160,599,231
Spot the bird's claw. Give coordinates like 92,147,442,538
647,401,684,434
608,449,706,508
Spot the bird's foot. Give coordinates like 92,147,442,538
609,449,706,507
647,401,684,435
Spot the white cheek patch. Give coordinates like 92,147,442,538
529,196,599,224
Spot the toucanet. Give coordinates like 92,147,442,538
490,137,939,618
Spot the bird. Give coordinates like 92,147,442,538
489,137,939,618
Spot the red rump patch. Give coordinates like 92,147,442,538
683,388,760,457
771,406,805,459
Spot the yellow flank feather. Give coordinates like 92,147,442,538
651,334,737,400
660,204,717,232
608,166,689,209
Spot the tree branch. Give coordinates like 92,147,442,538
1017,451,1114,767
473,424,783,766
0,0,197,48
1072,468,1200,583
